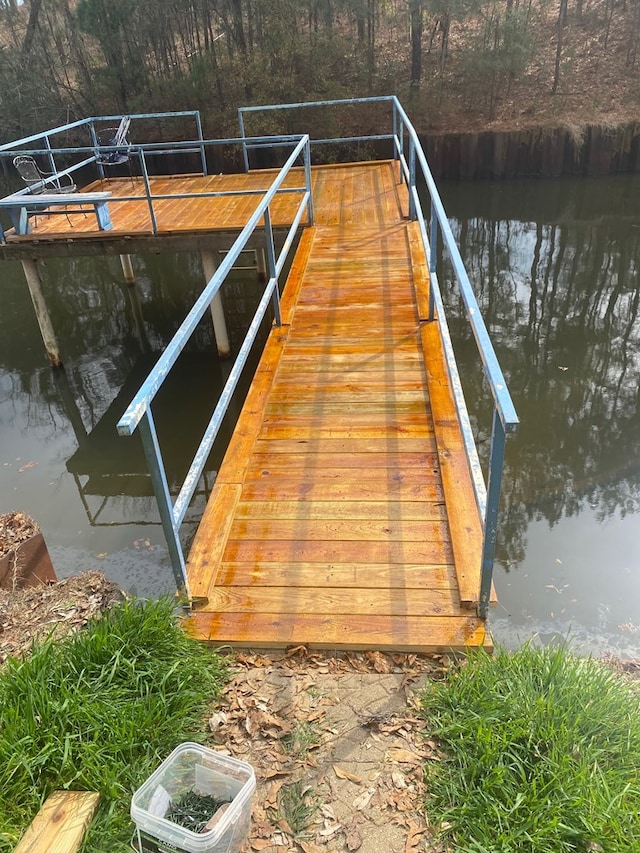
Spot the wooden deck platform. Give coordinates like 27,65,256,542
185,161,491,653
0,171,307,259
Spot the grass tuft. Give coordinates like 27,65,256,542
276,780,319,836
281,721,320,759
420,644,640,852
0,597,228,853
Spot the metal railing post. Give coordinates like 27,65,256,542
408,140,417,220
304,139,314,225
429,201,438,320
89,124,106,180
263,206,282,326
194,111,207,175
139,410,189,595
478,409,508,618
139,149,158,234
392,102,399,167
238,109,250,173
44,136,57,179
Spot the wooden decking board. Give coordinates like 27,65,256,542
233,499,447,521
238,479,444,502
206,586,459,617
228,518,450,543
186,612,491,652
183,161,488,651
215,562,458,588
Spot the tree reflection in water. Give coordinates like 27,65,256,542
440,175,640,651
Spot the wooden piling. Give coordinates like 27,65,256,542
21,259,63,367
201,250,231,358
120,253,135,285
256,247,267,280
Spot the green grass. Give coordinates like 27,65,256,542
276,781,319,837
0,597,228,853
281,721,320,759
420,644,640,853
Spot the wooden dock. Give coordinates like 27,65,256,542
185,161,491,652
0,171,306,259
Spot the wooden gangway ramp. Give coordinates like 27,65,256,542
186,161,490,653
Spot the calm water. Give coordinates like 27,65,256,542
440,174,640,656
0,250,270,597
1,175,639,656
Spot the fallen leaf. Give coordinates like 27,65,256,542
208,711,228,731
333,765,363,784
249,841,272,851
277,817,294,835
392,769,407,788
405,821,425,852
387,747,421,764
352,788,375,811
299,841,324,853
366,650,394,673
345,821,363,851
320,804,336,821
318,821,342,838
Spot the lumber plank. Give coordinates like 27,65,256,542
14,791,100,853
185,611,492,653
215,329,288,484
280,227,316,323
239,479,443,502
421,321,484,604
246,451,437,469
206,586,459,616
233,499,447,521
222,538,453,565
186,483,241,598
252,437,438,454
216,561,457,588
407,220,432,320
228,517,449,543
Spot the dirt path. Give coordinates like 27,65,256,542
213,649,449,853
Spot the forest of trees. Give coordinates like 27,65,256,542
1,0,639,144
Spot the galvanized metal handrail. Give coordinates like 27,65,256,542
115,134,313,595
0,111,205,192
0,134,308,242
238,96,519,617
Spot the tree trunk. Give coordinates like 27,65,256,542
552,0,568,94
21,0,44,56
410,0,423,88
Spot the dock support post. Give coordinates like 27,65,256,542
201,250,230,358
120,254,135,286
256,248,267,280
21,259,63,367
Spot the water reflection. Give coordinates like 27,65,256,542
0,251,269,596
441,175,640,655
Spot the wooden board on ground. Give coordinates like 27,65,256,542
14,790,100,853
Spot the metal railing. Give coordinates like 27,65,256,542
239,97,519,617
115,134,313,595
0,112,309,242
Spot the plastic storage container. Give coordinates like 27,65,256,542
131,743,256,853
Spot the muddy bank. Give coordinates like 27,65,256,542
422,122,640,180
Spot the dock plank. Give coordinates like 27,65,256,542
186,612,491,652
